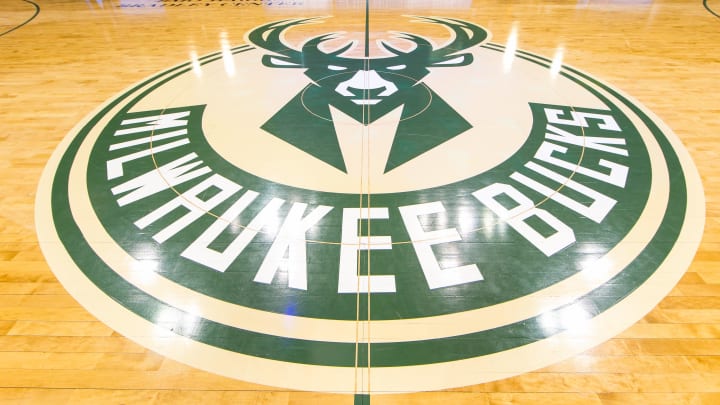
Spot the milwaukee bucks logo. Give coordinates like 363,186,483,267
36,16,704,394
248,17,488,172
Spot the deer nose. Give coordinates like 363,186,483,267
335,70,398,105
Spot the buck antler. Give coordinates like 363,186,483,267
380,16,489,67
301,34,356,62
246,18,322,68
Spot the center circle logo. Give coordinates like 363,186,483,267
36,16,704,393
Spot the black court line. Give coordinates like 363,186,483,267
0,0,40,38
705,0,720,19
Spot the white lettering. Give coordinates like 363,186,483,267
254,203,333,290
111,153,211,206
338,207,396,293
114,111,191,136
181,194,284,272
545,109,621,131
472,183,575,257
534,142,628,188
109,129,188,151
106,138,190,180
510,162,617,223
399,202,483,289
134,173,241,243
545,124,627,157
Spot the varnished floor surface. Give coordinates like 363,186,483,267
2,0,720,403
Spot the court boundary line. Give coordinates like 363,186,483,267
0,0,40,38
704,0,720,19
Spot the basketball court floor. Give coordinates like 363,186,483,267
2,0,720,403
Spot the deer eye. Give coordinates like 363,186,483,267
328,65,347,71
387,64,406,71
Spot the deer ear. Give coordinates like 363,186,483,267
429,53,473,68
262,55,304,68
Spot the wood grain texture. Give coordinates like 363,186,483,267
1,0,718,403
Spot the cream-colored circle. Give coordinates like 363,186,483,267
58,46,666,343
35,44,705,393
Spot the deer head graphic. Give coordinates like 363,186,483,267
246,16,489,173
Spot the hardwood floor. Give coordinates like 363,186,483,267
1,0,719,403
